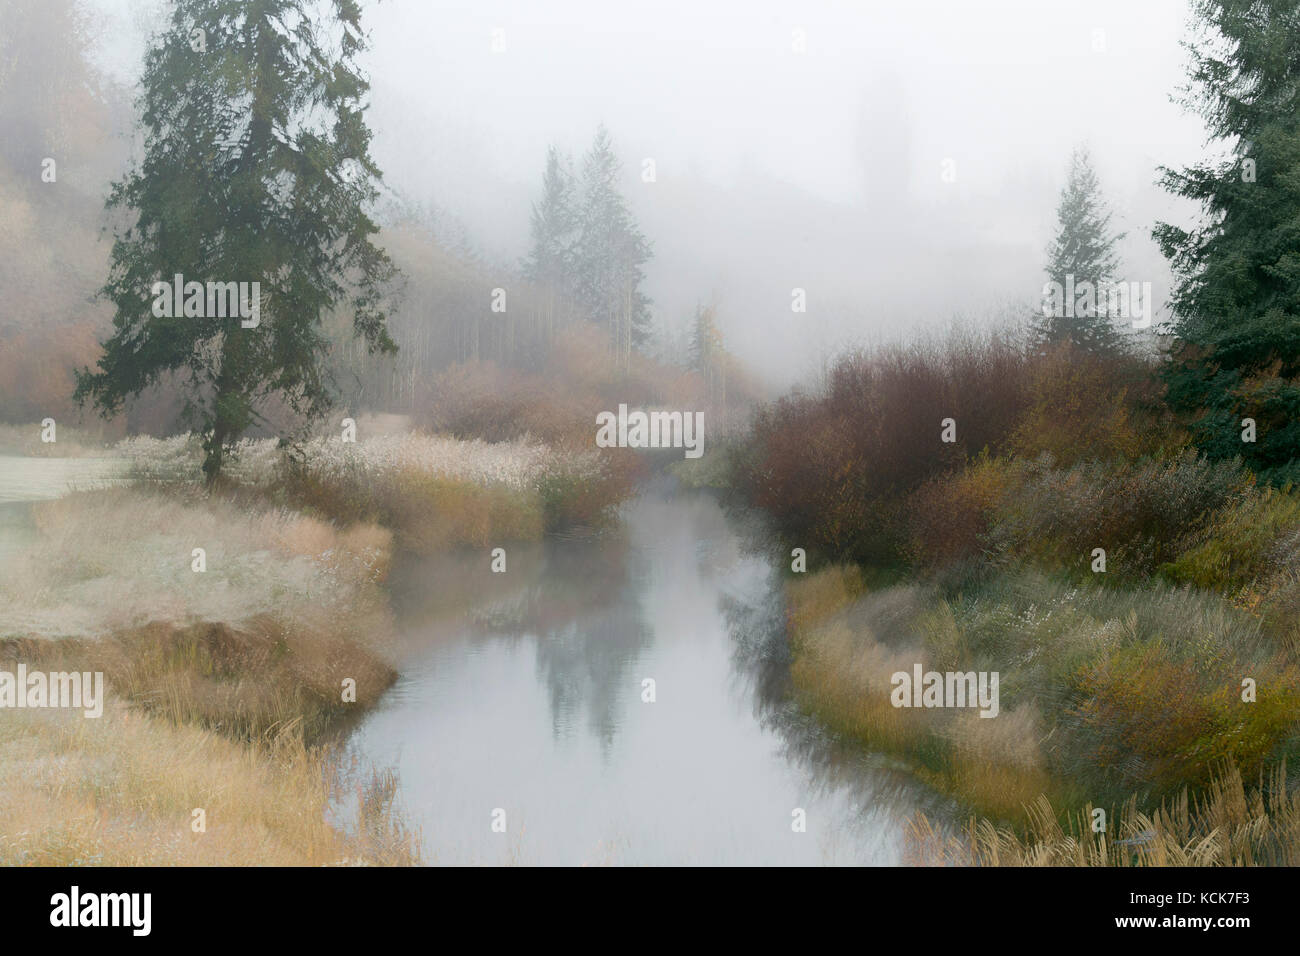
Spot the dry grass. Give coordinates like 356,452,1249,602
785,568,1055,820
0,486,392,641
0,697,418,866
909,764,1300,866
282,463,546,553
0,487,397,739
116,429,633,549
119,430,598,493
0,485,417,864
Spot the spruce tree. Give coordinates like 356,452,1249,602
522,144,577,291
74,0,397,481
573,124,652,363
522,144,578,345
1155,0,1300,480
1038,146,1127,354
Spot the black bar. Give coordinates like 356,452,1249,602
0,865,1273,943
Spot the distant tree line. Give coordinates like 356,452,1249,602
14,0,1300,487
524,125,654,369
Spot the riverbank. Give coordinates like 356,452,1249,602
0,425,636,865
0,480,414,864
785,565,1300,824
120,430,638,550
906,762,1300,866
0,696,416,865
732,334,1300,862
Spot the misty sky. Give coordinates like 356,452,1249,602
90,0,1214,385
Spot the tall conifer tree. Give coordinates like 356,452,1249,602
75,0,397,480
1038,146,1127,354
1155,0,1300,480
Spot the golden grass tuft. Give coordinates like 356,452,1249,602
0,485,417,864
908,764,1300,867
0,697,418,866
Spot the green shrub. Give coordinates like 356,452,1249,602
1065,642,1300,796
1162,485,1300,591
989,450,1249,579
784,565,1300,817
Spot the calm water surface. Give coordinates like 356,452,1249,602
341,481,952,865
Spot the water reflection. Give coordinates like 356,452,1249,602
721,551,958,836
343,479,952,864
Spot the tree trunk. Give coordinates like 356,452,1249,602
201,334,239,485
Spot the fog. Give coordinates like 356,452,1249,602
83,0,1210,385
5,0,1294,875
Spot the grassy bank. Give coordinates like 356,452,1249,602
739,332,1300,859
0,485,416,864
787,565,1300,821
119,430,637,552
0,423,636,865
906,764,1300,866
0,698,416,865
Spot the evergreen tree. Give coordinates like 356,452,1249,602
74,0,397,481
1155,0,1300,480
1037,146,1127,354
690,303,726,408
572,124,653,363
522,144,577,291
522,144,578,347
